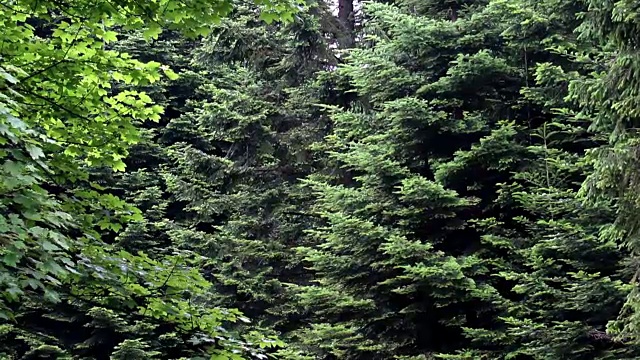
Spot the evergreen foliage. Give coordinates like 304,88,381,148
3,0,640,358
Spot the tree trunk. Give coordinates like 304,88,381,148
337,0,355,48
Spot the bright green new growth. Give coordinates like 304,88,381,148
1,0,297,357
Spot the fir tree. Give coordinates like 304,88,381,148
291,1,525,357
568,0,640,345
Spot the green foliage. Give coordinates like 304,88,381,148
5,0,640,358
1,0,299,357
84,3,338,359
279,0,640,358
567,0,640,345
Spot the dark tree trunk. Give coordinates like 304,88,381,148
337,0,355,48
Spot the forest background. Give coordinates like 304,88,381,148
2,0,640,359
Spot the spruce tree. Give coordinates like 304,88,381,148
291,1,525,357
159,1,339,337
568,0,640,345
290,0,640,358
436,1,638,357
101,2,341,357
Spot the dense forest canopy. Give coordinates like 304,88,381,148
2,0,640,359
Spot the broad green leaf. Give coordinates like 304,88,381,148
143,24,163,40
2,252,20,267
102,31,118,43
0,67,18,84
25,144,45,159
113,160,127,172
162,66,180,80
41,241,60,251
